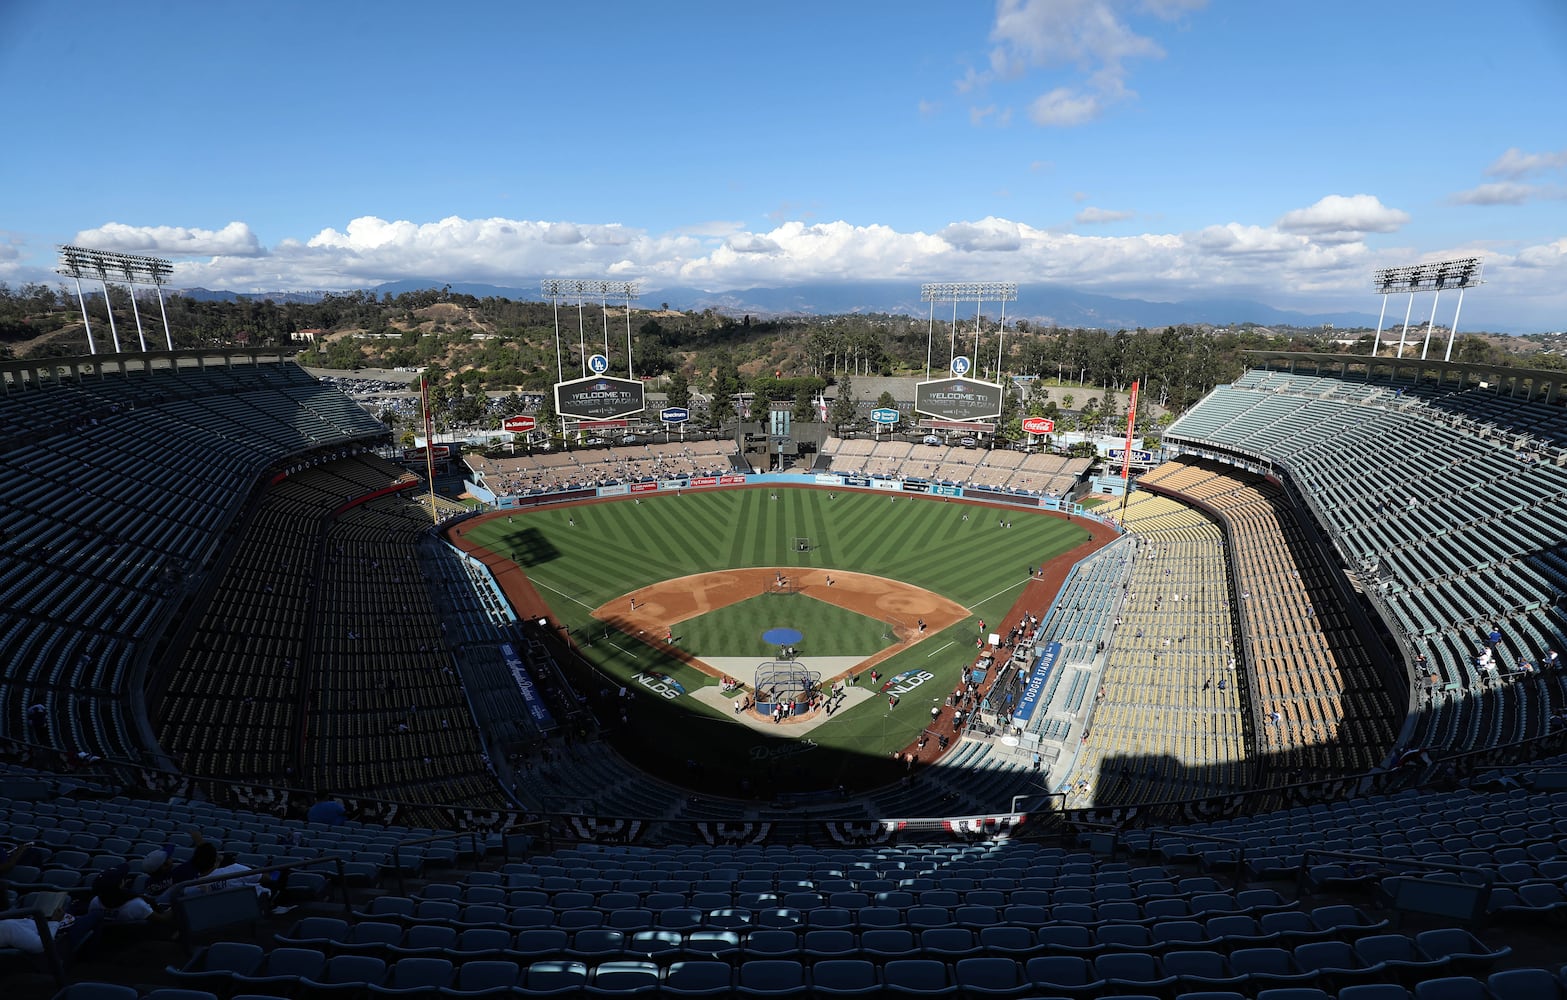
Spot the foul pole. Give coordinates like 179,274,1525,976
1117,381,1140,521
421,376,439,525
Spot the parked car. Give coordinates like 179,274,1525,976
619,434,642,444
583,437,606,446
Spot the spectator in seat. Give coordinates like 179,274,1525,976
88,864,162,924
307,790,349,826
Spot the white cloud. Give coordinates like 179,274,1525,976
1447,181,1560,206
1275,194,1409,243
1074,206,1134,225
1028,87,1102,127
917,98,941,117
1485,147,1567,179
1514,237,1567,269
973,0,1206,127
724,234,782,254
970,104,1001,126
73,221,263,256
17,204,1545,329
939,218,1025,252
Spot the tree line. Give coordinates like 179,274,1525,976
0,282,1545,434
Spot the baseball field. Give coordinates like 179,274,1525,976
456,486,1103,795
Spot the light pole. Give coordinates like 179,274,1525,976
58,246,176,354
1369,257,1484,361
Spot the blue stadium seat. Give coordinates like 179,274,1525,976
436,960,520,1000
662,960,733,998
881,958,957,998
584,960,662,998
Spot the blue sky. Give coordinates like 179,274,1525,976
3,0,1565,331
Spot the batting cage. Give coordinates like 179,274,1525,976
753,660,820,715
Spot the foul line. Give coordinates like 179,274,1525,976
967,580,1026,612
925,640,954,659
530,577,597,611
606,641,639,659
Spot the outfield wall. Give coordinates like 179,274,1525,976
464,471,1112,522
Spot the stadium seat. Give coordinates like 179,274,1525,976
165,941,267,993
662,960,733,998
437,959,520,999
735,958,808,1000
368,957,455,997
1486,968,1564,1000
1414,978,1490,1000
880,958,957,998
584,960,662,998
1414,929,1513,976
523,960,589,998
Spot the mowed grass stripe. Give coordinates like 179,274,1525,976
659,494,724,568
625,499,690,570
870,500,941,568
828,494,888,558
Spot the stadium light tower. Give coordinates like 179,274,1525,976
589,280,640,379
544,279,641,380
1370,257,1483,362
541,279,570,383
920,282,1019,379
56,248,99,354
57,246,177,354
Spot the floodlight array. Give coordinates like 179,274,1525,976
1373,257,1483,294
57,245,174,285
540,278,641,301
56,245,178,354
921,281,1018,303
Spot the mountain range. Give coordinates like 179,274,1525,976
181,278,1391,331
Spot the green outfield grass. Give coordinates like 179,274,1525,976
463,487,1092,793
675,593,891,659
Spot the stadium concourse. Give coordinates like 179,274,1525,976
1,348,1566,995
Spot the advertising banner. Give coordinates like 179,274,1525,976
500,642,557,729
915,377,1004,421
1012,641,1062,725
555,374,646,421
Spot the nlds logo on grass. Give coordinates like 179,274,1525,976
634,672,686,700
880,669,936,695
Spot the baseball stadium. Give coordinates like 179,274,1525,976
3,332,1567,995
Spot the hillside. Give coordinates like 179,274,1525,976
1,283,1557,426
